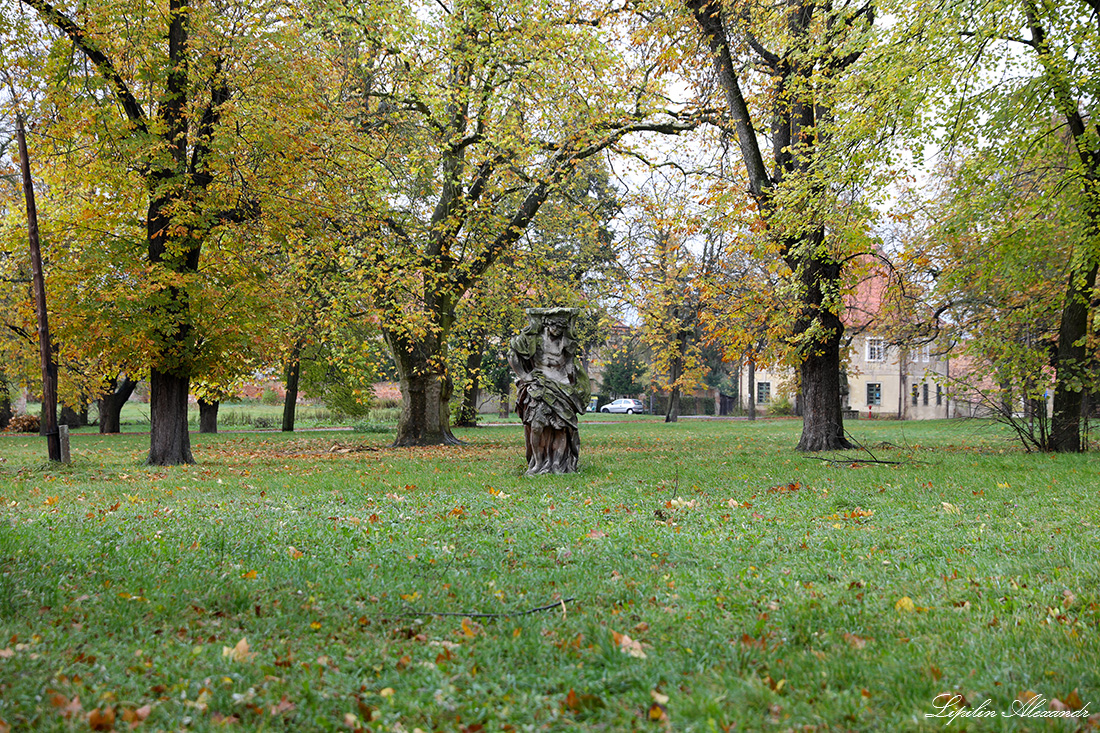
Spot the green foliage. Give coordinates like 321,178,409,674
600,343,647,398
298,338,380,419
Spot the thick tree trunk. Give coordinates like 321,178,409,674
147,369,194,465
792,238,853,452
388,334,461,446
60,404,85,428
1049,261,1099,452
282,347,301,432
796,326,852,451
99,377,137,434
198,399,219,433
665,386,681,423
456,342,485,428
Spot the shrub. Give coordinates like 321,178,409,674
260,388,281,406
5,414,40,433
770,394,795,416
252,416,277,429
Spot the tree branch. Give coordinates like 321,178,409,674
20,0,148,132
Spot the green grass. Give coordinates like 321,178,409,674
1,419,1098,731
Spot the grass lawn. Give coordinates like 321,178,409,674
1,418,1098,731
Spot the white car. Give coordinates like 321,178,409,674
600,399,646,414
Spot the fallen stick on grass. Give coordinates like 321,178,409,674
402,597,576,619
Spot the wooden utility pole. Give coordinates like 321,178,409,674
16,113,60,462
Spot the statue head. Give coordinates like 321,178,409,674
524,307,579,341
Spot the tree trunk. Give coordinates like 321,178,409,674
665,386,681,423
456,340,485,428
747,360,756,421
792,242,853,452
664,351,683,422
198,399,219,433
60,404,85,428
147,369,194,465
0,374,11,429
282,346,301,432
1049,260,1099,452
388,333,461,446
99,377,137,434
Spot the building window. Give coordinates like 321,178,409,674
919,344,931,363
867,338,885,362
912,384,919,405
936,384,943,406
922,383,929,406
867,383,881,406
757,382,771,404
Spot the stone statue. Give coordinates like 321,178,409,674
509,308,591,475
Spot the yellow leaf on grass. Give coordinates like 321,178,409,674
941,502,961,515
241,570,257,580
222,637,256,663
287,546,303,559
895,597,916,613
647,701,669,722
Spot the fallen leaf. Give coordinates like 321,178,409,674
51,693,83,719
88,707,115,731
1016,690,1040,705
221,638,256,663
647,701,669,722
241,570,257,580
895,597,916,613
269,695,295,715
650,690,669,705
287,546,303,559
121,705,152,725
379,687,395,698
842,632,867,649
586,528,608,539
940,502,961,515
612,631,646,658
461,618,482,637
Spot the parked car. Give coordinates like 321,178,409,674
600,398,647,414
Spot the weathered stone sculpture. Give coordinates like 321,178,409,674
509,308,591,475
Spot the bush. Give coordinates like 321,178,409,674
770,394,795,416
5,414,40,433
260,388,281,406
252,416,277,429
